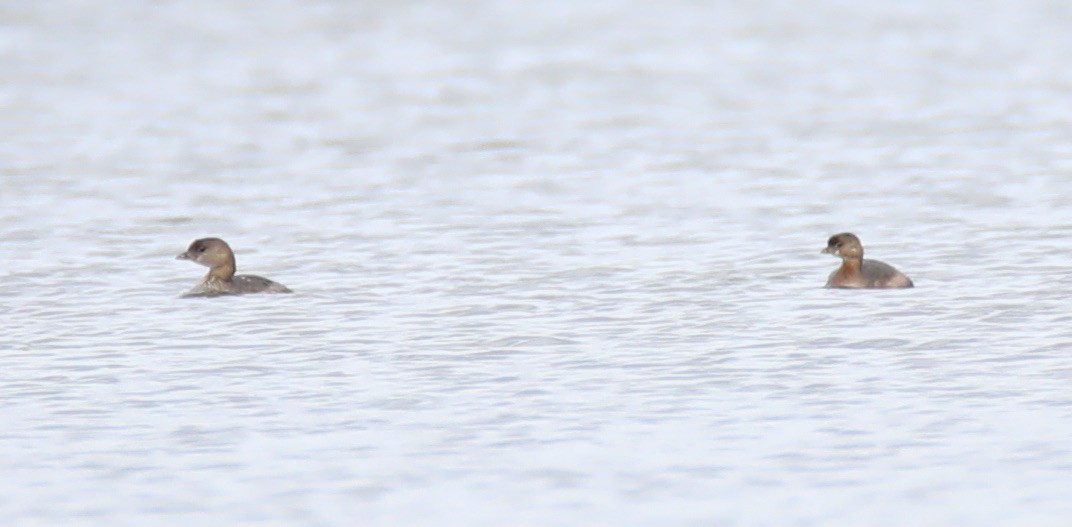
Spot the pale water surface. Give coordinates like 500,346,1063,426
3,1,1072,526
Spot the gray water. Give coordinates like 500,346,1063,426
3,1,1072,525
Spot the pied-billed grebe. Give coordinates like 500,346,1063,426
176,237,291,297
821,232,913,289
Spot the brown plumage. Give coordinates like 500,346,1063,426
176,237,292,297
821,233,913,289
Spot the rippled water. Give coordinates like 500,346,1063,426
3,1,1072,525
